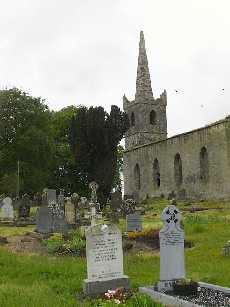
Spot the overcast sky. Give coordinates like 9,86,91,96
0,0,230,136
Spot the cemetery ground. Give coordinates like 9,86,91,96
1,200,230,306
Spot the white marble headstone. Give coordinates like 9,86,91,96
85,224,124,282
158,204,185,292
1,197,14,220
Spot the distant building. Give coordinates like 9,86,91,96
123,31,230,201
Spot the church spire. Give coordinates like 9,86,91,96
135,31,154,102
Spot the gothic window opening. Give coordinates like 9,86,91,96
174,153,183,187
153,158,160,188
134,163,141,190
150,110,156,125
200,147,209,183
131,112,135,126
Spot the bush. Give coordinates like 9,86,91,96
127,229,159,241
42,233,64,254
42,230,86,255
190,223,206,234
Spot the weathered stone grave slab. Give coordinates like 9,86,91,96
18,194,31,219
65,198,76,225
0,197,14,220
47,189,57,205
111,191,122,209
83,223,130,296
126,212,142,232
50,203,68,233
36,206,53,233
57,191,64,207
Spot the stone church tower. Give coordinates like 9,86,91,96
123,31,230,202
123,31,167,150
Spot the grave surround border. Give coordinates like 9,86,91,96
139,282,230,307
83,275,130,296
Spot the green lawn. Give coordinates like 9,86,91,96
1,199,230,306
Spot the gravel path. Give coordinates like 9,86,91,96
175,287,230,306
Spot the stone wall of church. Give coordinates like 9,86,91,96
123,118,230,201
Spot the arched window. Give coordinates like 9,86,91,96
174,153,182,187
153,158,160,188
200,147,208,183
134,163,141,190
131,112,135,126
150,110,156,125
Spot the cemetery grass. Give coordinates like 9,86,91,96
2,199,230,305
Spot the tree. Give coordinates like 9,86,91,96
0,88,54,195
70,105,129,204
48,105,80,194
112,145,124,191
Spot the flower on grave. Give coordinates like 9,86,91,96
104,287,125,303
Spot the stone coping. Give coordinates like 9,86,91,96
139,282,230,307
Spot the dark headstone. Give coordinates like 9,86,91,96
111,191,122,209
36,206,53,233
49,203,68,232
18,194,31,219
126,212,142,232
47,189,57,205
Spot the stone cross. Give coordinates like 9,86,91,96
89,181,99,204
89,181,99,226
157,203,185,292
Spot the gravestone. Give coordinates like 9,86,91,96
126,212,142,232
157,203,185,292
83,223,130,296
49,202,68,233
33,192,42,207
36,206,53,233
121,198,136,216
57,191,65,208
18,194,31,219
36,194,67,233
72,193,80,224
89,181,101,226
0,194,5,208
71,192,79,207
0,197,14,220
223,241,230,256
79,197,89,209
65,198,76,225
47,189,57,205
111,191,122,209
89,181,98,204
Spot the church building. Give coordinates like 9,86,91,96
123,31,230,201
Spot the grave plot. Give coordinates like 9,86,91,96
139,201,230,307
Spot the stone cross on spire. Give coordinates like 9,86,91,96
135,31,154,102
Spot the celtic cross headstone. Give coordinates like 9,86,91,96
157,202,185,292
